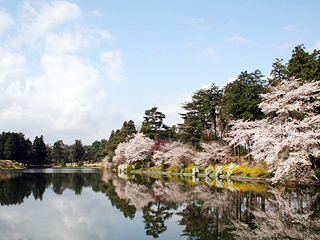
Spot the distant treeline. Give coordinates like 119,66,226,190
0,132,46,166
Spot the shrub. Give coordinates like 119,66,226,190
77,161,83,167
168,166,182,173
185,164,194,173
250,167,267,177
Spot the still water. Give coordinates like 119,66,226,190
0,168,319,240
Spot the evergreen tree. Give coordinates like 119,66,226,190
73,139,84,163
141,107,166,144
33,135,47,166
268,58,288,87
179,83,222,145
287,44,320,82
221,70,266,122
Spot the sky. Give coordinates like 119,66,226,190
0,0,320,145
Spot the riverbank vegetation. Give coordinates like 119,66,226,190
1,44,319,183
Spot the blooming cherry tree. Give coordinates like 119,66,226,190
152,141,195,167
194,141,232,166
249,78,320,182
111,133,154,167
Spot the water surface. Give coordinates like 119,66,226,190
0,169,319,239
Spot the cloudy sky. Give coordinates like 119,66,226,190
0,0,320,145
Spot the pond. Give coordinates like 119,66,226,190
0,169,319,240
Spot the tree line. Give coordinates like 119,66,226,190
1,44,319,175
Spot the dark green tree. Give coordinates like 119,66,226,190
4,134,21,161
52,140,65,165
287,44,320,82
179,84,222,145
141,107,166,144
268,58,288,87
73,139,84,163
33,135,47,166
221,70,266,122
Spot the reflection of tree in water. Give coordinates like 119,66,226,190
0,173,50,205
2,170,319,239
0,171,104,205
177,200,218,239
231,188,320,240
101,174,137,219
142,200,176,238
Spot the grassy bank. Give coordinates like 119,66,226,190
0,160,25,170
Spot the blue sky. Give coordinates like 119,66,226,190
0,0,320,145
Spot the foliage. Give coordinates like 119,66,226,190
179,84,222,145
287,44,320,82
167,166,182,173
221,70,266,122
33,135,47,166
313,168,320,180
141,107,166,143
73,139,84,163
268,58,288,87
184,164,195,173
204,165,214,175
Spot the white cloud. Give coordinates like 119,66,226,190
190,18,211,30
276,38,303,50
201,47,218,59
201,83,212,90
0,8,15,36
19,0,81,35
226,36,254,45
100,50,127,82
222,76,237,87
0,1,123,144
279,25,298,32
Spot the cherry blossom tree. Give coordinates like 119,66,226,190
194,142,232,166
110,133,154,167
249,78,320,182
226,120,259,164
152,141,196,167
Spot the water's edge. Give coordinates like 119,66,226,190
129,170,320,185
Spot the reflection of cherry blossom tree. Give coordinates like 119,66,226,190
101,170,319,239
231,189,320,240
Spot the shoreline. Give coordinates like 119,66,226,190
129,170,320,186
